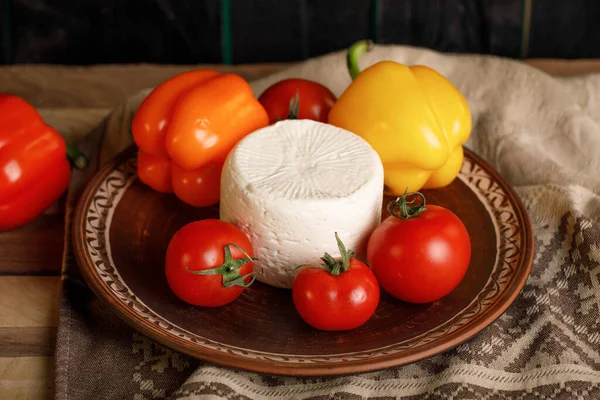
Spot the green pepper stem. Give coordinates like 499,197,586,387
347,40,373,80
66,144,88,170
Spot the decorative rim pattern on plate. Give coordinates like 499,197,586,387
73,146,534,375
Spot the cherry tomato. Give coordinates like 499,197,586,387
292,233,380,331
258,78,337,124
367,192,471,304
165,219,255,307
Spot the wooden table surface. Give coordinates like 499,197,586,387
1,58,599,399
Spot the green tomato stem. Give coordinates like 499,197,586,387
186,243,258,288
295,232,355,277
287,90,300,119
387,190,427,220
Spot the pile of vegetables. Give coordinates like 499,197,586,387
165,191,471,331
0,40,473,332
146,41,474,331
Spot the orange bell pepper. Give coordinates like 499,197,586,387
132,70,269,207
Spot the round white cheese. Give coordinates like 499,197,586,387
220,120,384,289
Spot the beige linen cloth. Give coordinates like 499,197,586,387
54,46,600,399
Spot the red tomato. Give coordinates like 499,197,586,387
258,78,337,124
292,233,380,331
367,192,471,304
165,219,255,307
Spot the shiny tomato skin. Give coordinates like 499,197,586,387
367,205,471,304
292,260,380,331
258,78,337,124
165,219,254,307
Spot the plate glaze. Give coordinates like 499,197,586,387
73,145,533,376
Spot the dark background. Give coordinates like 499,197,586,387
1,0,599,65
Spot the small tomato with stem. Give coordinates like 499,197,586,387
292,233,380,331
367,191,471,304
258,78,337,124
165,219,256,307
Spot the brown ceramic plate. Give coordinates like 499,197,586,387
73,145,533,376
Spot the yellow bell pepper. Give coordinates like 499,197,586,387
328,41,472,195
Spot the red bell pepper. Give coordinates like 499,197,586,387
0,94,87,231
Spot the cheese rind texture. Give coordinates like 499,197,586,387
220,120,384,289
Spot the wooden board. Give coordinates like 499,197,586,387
0,217,65,275
0,277,60,328
0,357,54,400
